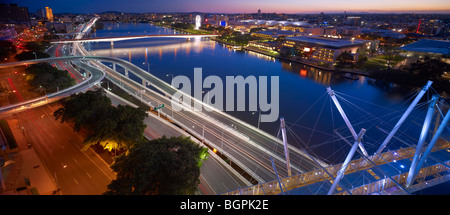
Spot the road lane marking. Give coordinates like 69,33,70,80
68,141,115,181
200,174,216,195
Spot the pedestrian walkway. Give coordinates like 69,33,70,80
0,119,57,195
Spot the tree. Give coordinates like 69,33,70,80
25,63,75,93
83,104,147,152
54,88,147,153
23,41,50,53
15,51,50,61
104,136,209,195
408,56,450,82
382,45,398,69
54,88,113,132
0,40,16,62
335,52,355,68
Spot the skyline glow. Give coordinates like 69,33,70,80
3,0,450,14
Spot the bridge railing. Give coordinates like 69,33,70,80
222,141,450,195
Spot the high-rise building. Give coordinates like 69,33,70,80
38,7,54,22
416,19,443,36
0,3,30,25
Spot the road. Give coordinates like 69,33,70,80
106,89,250,194
0,17,324,192
0,54,105,116
74,44,326,182
13,103,115,194
0,51,318,183
54,26,251,194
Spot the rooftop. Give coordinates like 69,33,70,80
254,29,297,36
286,36,365,48
400,39,450,55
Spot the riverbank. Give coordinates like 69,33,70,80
212,39,450,97
215,38,373,77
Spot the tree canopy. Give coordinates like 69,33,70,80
15,41,51,61
0,40,16,62
104,136,208,195
25,63,75,93
54,88,147,152
335,52,355,68
408,56,450,82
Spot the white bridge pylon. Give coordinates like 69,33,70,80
326,87,369,157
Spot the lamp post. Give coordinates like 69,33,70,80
40,85,46,96
166,74,174,85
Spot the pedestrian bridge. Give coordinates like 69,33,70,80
222,140,450,195
50,34,220,45
221,85,450,195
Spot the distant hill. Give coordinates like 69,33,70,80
99,11,123,14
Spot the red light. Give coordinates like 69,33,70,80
300,69,307,77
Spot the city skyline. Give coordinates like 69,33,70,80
3,0,450,14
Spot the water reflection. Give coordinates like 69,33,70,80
90,23,432,165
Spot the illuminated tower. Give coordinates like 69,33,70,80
195,15,201,30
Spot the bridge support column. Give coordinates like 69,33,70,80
112,63,116,71
406,95,439,188
327,87,368,156
328,129,366,195
376,80,433,155
111,41,114,48
412,107,450,186
125,70,129,78
280,117,292,177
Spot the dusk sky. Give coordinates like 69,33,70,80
4,0,450,14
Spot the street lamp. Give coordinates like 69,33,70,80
40,85,46,96
166,74,174,84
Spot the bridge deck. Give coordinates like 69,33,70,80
222,140,450,195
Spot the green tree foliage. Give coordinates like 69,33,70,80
171,22,194,30
15,51,50,61
15,41,51,61
0,40,16,62
54,89,147,152
104,136,208,195
25,63,75,93
382,45,399,69
335,52,355,68
83,104,147,152
408,56,450,82
24,41,50,53
369,57,450,94
355,55,368,68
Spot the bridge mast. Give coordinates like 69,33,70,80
406,95,439,188
328,129,366,195
412,106,450,186
326,87,369,156
280,117,292,177
375,80,433,155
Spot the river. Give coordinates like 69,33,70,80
87,22,436,166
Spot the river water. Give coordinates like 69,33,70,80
87,22,435,165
